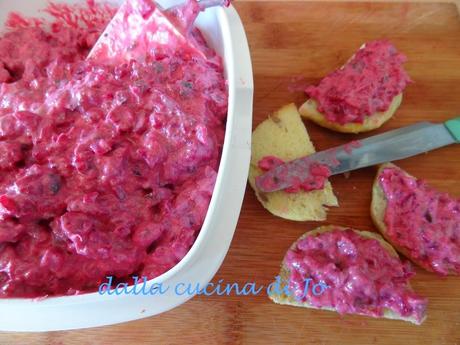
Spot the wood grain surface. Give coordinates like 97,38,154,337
1,1,460,344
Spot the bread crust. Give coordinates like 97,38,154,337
269,225,426,325
299,93,402,134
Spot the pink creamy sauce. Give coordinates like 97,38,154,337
379,167,460,275
306,40,410,125
0,1,227,297
343,139,361,154
257,156,330,193
256,140,361,193
285,228,427,322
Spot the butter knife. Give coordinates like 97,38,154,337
255,118,460,193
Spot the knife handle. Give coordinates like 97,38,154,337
445,117,460,143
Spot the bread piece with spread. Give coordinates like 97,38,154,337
300,40,410,133
269,225,427,325
248,104,338,221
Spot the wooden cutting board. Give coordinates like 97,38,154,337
1,1,460,344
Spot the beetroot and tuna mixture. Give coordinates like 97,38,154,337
379,167,460,275
0,0,227,297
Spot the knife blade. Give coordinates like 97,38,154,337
255,121,459,193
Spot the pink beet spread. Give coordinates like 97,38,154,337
256,140,362,193
379,167,460,275
306,40,410,125
0,0,227,297
87,0,217,65
257,156,330,193
285,228,427,322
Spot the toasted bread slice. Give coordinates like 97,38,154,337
299,93,402,134
248,104,338,221
269,225,426,325
371,163,459,275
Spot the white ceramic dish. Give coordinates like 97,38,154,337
0,0,253,331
